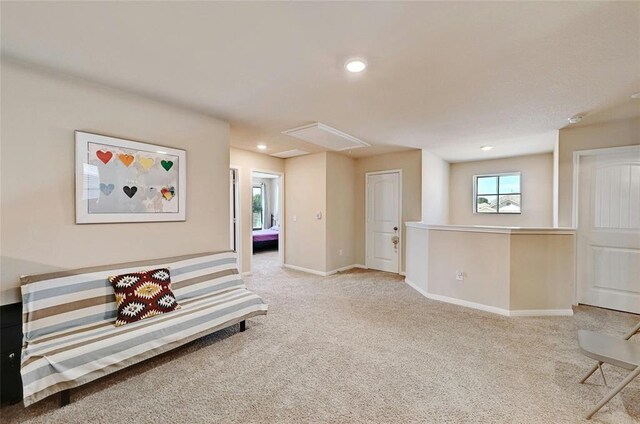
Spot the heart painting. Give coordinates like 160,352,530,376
96,150,113,164
118,154,135,167
123,186,138,198
161,187,175,201
78,132,185,223
138,156,155,171
100,183,115,196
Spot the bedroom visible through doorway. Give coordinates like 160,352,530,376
251,170,283,271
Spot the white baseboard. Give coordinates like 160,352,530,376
404,278,429,297
241,271,252,277
508,309,574,317
284,263,328,276
399,271,406,276
329,264,360,275
423,291,512,316
405,278,509,316
284,263,371,277
405,279,573,317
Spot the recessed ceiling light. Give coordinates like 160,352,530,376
481,146,493,151
257,144,267,150
345,58,367,73
632,92,640,99
568,115,584,124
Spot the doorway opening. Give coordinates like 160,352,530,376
251,170,284,272
365,170,402,274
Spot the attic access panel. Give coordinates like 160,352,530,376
282,123,370,151
270,149,309,159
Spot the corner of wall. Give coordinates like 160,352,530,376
421,149,450,224
552,132,559,227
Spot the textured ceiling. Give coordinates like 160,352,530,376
1,2,638,160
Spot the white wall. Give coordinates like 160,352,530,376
421,150,449,224
1,60,230,304
449,153,554,227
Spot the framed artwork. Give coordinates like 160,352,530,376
75,131,186,223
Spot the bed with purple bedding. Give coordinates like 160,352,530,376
253,228,279,242
253,226,279,251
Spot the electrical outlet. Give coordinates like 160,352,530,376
293,215,297,222
455,270,464,281
339,249,343,256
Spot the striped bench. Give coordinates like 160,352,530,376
20,251,267,406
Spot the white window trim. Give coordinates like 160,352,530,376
472,172,522,214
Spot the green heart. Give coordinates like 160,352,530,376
161,160,173,171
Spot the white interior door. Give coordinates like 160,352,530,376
577,147,640,314
366,172,401,273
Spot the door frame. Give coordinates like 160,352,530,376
250,168,285,271
365,169,403,274
571,144,640,305
230,165,242,274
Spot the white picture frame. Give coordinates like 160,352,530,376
75,131,187,223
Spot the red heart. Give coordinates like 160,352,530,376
96,150,113,164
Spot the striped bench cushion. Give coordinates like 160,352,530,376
20,251,267,406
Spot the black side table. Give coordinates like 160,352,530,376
1,303,23,404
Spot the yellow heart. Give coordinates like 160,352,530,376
138,156,155,171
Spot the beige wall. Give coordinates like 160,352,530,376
229,148,284,273
1,60,230,305
355,150,422,272
427,230,511,309
421,150,449,224
422,228,575,313
284,152,327,273
449,153,553,227
326,152,356,272
509,234,575,310
558,117,640,227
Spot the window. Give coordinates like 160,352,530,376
252,186,263,229
473,173,521,214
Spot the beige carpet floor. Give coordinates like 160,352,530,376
2,250,639,424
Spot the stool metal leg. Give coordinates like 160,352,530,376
580,363,600,384
586,366,640,420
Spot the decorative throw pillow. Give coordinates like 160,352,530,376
109,268,180,327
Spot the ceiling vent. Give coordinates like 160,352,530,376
270,149,309,159
282,123,370,151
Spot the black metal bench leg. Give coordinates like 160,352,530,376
239,320,246,332
60,389,70,407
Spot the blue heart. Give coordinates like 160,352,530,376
100,183,115,196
